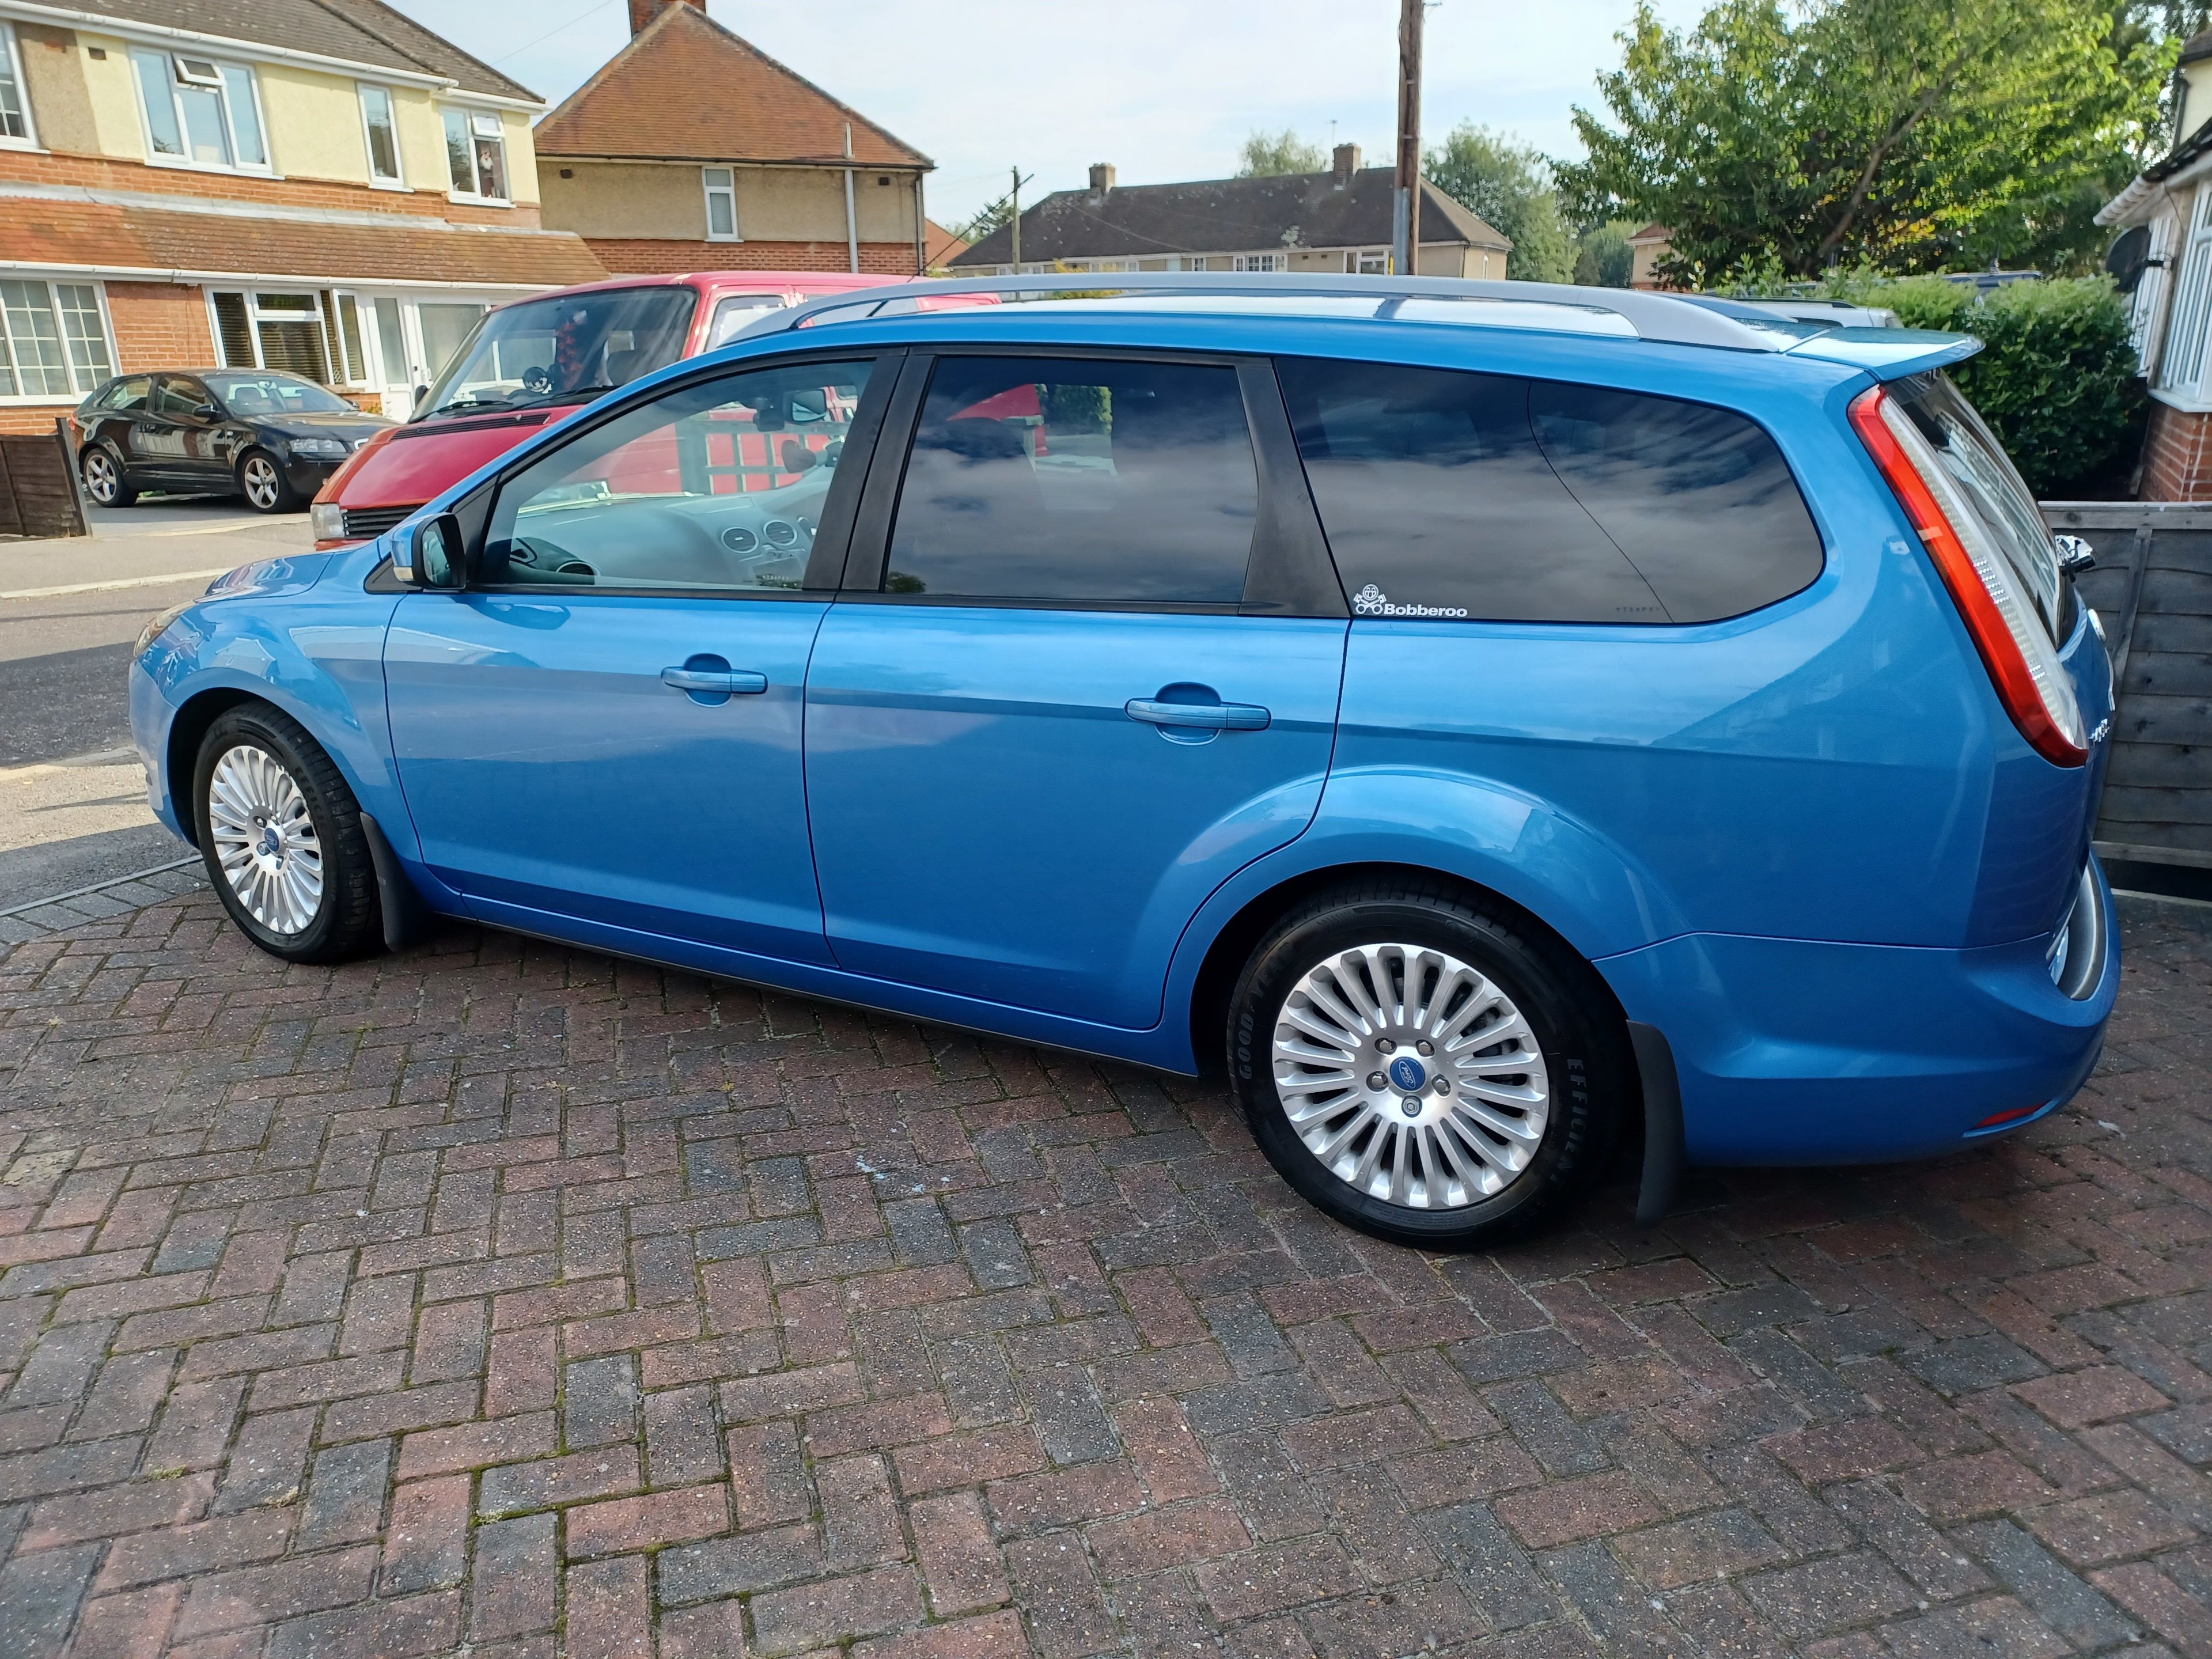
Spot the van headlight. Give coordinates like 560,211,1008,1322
309,502,345,540
132,600,192,662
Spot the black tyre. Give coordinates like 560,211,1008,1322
1227,879,1630,1249
237,449,300,513
193,704,380,963
81,444,135,507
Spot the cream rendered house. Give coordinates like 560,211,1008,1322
0,0,603,428
535,0,933,276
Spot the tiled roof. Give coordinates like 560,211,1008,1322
533,2,929,168
2183,26,2212,65
950,169,1509,267
57,1,537,102
2,190,604,286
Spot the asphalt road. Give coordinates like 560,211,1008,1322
0,494,310,907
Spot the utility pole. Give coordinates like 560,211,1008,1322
1392,0,1423,276
1010,165,1023,272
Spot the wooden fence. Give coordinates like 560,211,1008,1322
2041,501,2212,874
0,422,88,540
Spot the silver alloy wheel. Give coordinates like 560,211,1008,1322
1271,941,1551,1209
83,448,119,503
206,744,323,935
241,454,281,510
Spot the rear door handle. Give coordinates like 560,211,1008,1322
1124,698,1270,731
662,666,768,695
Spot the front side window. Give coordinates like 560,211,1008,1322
156,377,211,418
482,358,879,592
1,23,33,144
884,356,1258,604
703,167,738,239
416,286,695,420
359,85,402,184
443,108,508,200
1279,358,1822,625
131,49,265,169
1,280,113,400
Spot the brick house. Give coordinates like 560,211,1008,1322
535,0,934,277
2097,29,2212,498
950,147,1512,279
0,0,604,430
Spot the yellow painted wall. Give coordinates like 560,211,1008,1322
258,64,373,183
2183,62,2212,147
541,160,918,243
74,32,145,158
391,85,444,190
500,109,540,205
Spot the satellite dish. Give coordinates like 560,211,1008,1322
2107,225,2154,294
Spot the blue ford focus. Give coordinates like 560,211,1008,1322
127,276,2118,1248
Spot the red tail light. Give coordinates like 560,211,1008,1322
1849,385,2086,767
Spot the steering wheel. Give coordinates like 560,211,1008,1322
521,365,553,395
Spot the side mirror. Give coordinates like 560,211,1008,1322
194,403,222,421
399,513,467,589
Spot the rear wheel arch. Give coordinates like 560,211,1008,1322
1185,861,1633,1079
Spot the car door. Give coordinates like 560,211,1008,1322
384,352,890,964
804,350,1349,1029
129,376,203,482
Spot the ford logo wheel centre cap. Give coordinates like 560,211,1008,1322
1387,1055,1427,1093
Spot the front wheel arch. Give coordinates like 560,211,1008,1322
163,688,260,847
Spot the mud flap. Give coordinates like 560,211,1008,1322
1628,1020,1685,1226
359,812,430,954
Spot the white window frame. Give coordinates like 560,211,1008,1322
357,82,405,189
127,46,270,175
2158,186,2212,406
702,166,739,241
1232,252,1287,272
1,22,38,150
441,105,510,204
1346,248,1387,274
207,289,338,384
0,278,118,404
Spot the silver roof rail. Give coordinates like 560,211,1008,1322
732,271,1783,353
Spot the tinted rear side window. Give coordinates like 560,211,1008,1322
884,356,1257,604
1279,358,1823,624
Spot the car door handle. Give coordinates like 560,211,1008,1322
1124,698,1270,731
662,666,767,695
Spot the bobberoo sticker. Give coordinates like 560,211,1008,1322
1352,584,1469,619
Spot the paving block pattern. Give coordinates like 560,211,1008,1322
0,888,2208,1658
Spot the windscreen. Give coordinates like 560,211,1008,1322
204,372,355,416
1891,374,2063,642
415,286,696,421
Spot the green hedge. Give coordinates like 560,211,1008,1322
1824,275,2144,498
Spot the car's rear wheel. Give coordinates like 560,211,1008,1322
194,704,378,963
238,450,299,513
1228,879,1628,1248
81,445,135,508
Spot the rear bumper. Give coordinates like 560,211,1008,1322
1596,856,2119,1165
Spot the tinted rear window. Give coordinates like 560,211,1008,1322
1279,359,1824,624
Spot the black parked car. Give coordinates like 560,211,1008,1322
69,370,393,514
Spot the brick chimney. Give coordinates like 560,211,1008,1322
1332,143,1361,185
1089,162,1116,196
628,0,703,33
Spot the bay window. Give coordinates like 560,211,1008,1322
2159,187,2212,403
443,108,509,201
1,280,115,400
132,48,267,170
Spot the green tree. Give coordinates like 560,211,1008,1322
1556,0,2172,284
1573,220,1639,286
1237,128,1328,176
1423,123,1576,282
956,193,1014,247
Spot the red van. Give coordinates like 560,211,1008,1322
308,272,942,550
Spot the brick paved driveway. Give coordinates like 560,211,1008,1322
2,889,2209,1659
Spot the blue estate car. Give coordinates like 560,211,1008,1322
127,275,2118,1247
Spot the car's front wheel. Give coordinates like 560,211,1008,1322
237,450,300,513
81,445,135,508
1228,880,1628,1249
194,704,379,963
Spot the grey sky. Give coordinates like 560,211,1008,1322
385,0,1703,227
